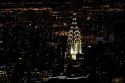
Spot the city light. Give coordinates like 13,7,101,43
0,1,125,83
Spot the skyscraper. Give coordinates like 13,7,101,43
67,13,83,60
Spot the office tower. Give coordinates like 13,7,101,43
67,13,83,60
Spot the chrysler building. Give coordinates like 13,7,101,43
67,13,83,60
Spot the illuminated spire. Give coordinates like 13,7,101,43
67,13,82,60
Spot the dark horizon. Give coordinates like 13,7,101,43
0,0,125,2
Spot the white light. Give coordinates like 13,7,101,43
75,26,78,28
88,45,91,48
19,57,22,60
73,18,77,20
34,26,38,29
70,48,73,54
0,41,3,43
63,23,67,26
74,22,77,24
73,13,76,16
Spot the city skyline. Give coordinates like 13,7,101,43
0,0,125,2
0,1,125,83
